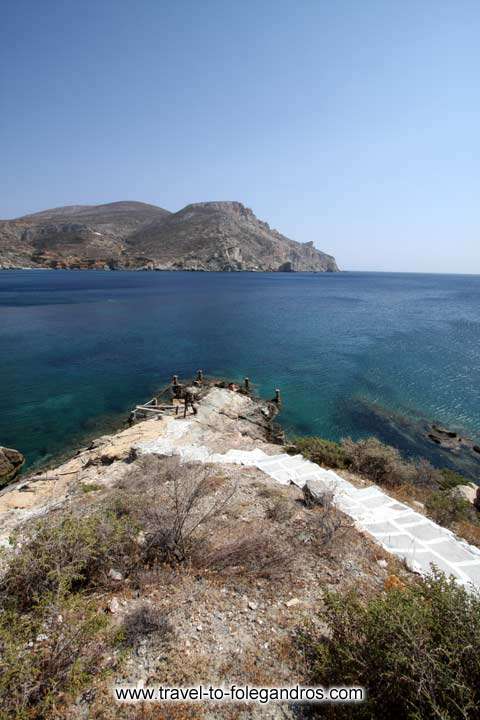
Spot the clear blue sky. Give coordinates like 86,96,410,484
1,0,479,272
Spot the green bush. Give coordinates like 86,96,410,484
425,490,473,528
291,436,471,496
0,510,140,611
298,570,480,719
292,437,348,469
437,468,470,491
0,595,109,720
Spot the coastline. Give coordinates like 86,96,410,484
1,381,479,589
0,380,282,542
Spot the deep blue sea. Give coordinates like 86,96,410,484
1,270,479,477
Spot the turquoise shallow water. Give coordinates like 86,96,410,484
1,270,479,476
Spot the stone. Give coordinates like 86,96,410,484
453,484,478,505
302,481,333,508
376,559,388,569
248,601,258,611
0,446,25,486
136,531,146,546
108,568,123,581
108,597,121,614
285,598,300,607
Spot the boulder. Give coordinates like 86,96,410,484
108,568,123,581
302,479,333,507
453,483,479,506
0,446,25,486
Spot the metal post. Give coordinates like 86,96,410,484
244,377,250,392
172,375,178,387
275,388,281,404
197,369,203,382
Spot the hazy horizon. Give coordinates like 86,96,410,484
1,1,479,274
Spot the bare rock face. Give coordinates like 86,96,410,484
453,484,479,505
128,201,339,272
0,446,25,486
0,200,339,273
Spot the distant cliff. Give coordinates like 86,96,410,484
0,200,339,272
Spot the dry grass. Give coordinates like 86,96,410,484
121,604,174,649
453,520,480,549
195,527,294,582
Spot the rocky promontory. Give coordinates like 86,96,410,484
0,200,339,272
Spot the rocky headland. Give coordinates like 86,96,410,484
0,200,339,272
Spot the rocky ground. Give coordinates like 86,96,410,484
0,386,406,719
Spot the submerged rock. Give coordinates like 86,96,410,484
0,446,24,486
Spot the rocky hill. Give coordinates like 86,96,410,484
0,200,338,272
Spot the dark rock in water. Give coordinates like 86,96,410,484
0,446,25,485
432,424,458,439
427,422,480,459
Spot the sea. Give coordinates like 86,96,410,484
1,270,479,477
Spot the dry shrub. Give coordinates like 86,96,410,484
266,496,295,523
255,483,286,500
121,603,173,649
310,505,351,551
341,437,415,487
412,458,441,488
197,529,294,581
454,520,480,549
112,457,236,565
115,455,181,494
300,489,352,553
139,462,237,564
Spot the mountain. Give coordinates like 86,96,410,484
0,200,339,272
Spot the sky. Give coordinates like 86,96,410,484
1,0,479,273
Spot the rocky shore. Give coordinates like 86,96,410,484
0,382,283,545
0,446,24,487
